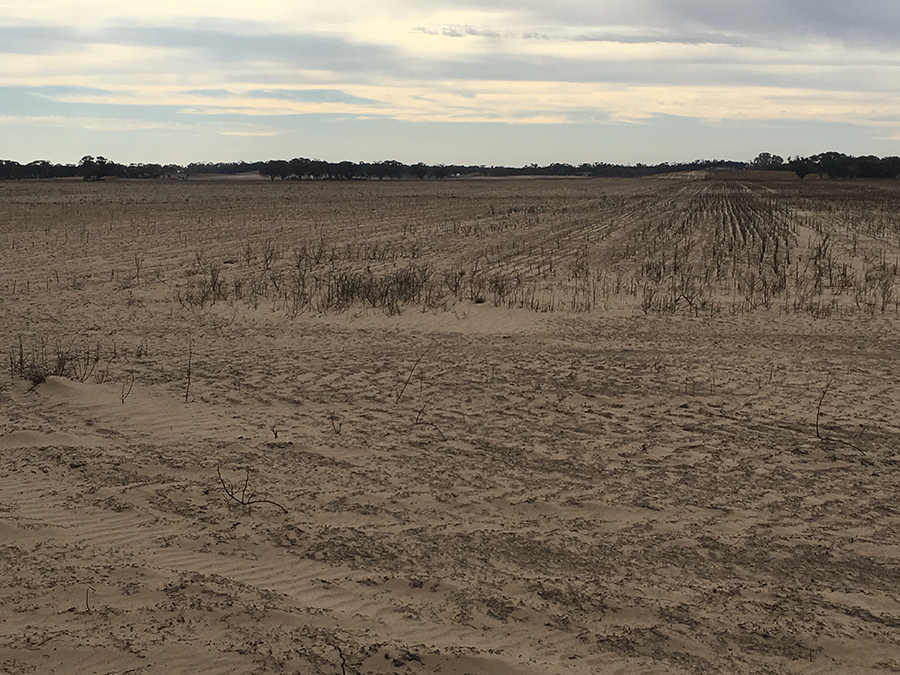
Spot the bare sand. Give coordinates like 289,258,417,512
1,178,899,674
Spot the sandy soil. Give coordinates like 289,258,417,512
1,178,899,674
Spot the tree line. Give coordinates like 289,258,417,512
1,152,899,181
749,151,900,179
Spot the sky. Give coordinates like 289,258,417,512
2,1,900,166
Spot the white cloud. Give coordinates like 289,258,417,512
0,113,277,136
18,74,900,131
0,114,191,130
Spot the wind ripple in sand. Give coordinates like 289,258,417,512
4,179,900,674
0,449,573,675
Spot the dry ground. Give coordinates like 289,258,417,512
1,177,899,674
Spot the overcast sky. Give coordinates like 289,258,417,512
2,1,900,166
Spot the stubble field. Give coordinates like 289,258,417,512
1,175,899,675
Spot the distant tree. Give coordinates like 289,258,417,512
123,163,164,179
787,156,815,179
162,164,187,180
813,152,851,178
260,160,292,180
5,151,897,184
548,162,575,176
373,161,391,180
0,160,22,180
308,159,329,180
751,153,785,170
882,156,900,179
78,155,97,180
25,160,55,179
856,155,887,179
290,157,312,179
372,160,405,180
186,162,212,175
78,155,116,181
333,161,357,180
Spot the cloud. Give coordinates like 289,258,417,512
33,86,393,119
1,1,899,163
246,88,382,105
448,0,900,48
0,113,278,136
415,25,504,39
29,85,124,99
95,23,404,76
0,25,85,55
650,0,900,48
412,23,753,48
181,88,234,98
218,128,279,137
0,114,192,131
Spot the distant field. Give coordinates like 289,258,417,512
2,177,899,674
2,175,899,319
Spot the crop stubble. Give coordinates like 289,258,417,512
1,176,899,674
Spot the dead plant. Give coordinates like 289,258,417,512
216,467,288,514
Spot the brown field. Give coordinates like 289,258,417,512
1,176,900,674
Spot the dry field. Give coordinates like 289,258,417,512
1,175,900,675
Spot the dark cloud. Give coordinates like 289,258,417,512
0,85,192,122
414,49,890,95
6,7,897,92
449,0,900,48
0,25,85,54
2,18,403,78
3,5,896,112
650,0,900,47
100,21,403,74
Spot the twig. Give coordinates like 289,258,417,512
415,398,430,424
396,350,427,403
85,585,95,612
329,412,342,434
240,469,250,504
184,339,192,402
335,645,348,675
216,467,288,513
423,421,447,441
414,397,447,441
815,373,833,440
815,373,865,454
120,370,134,404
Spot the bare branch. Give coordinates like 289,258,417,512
397,350,427,404
216,467,288,514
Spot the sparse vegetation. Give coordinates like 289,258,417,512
119,369,135,404
3,176,899,320
153,177,900,318
216,467,288,514
2,175,900,675
8,337,104,387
